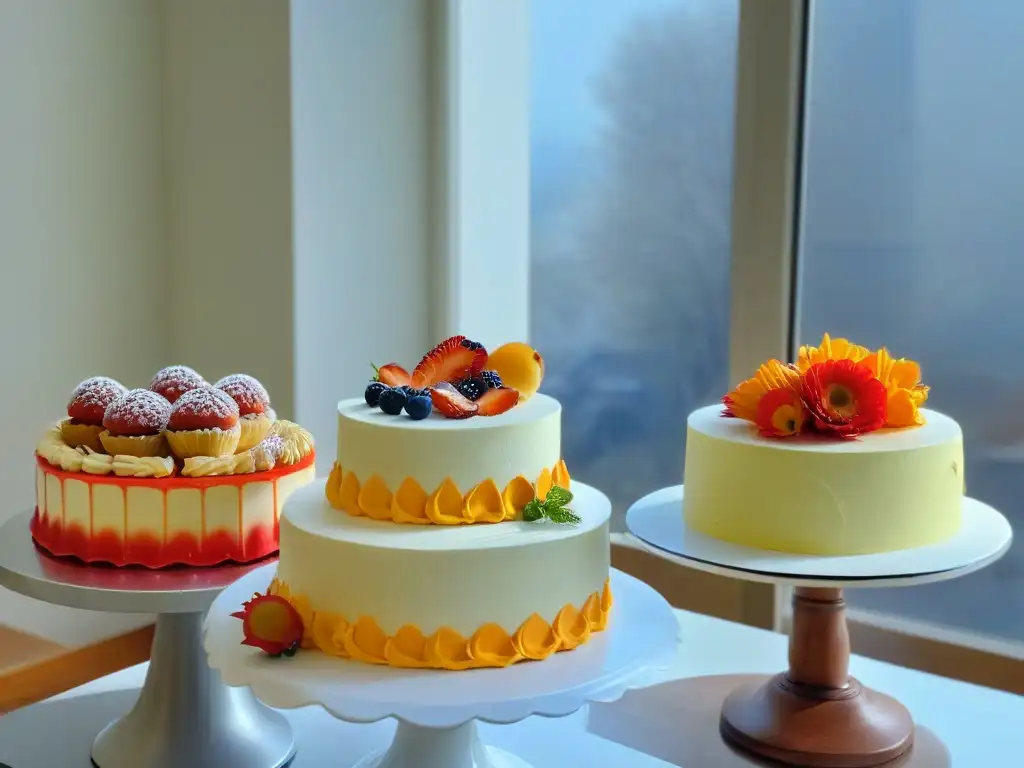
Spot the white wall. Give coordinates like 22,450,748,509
0,0,167,642
291,0,436,463
161,0,296,416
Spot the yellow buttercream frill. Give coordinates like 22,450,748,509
267,576,611,670
325,460,571,525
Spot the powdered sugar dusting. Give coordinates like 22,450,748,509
68,376,128,423
255,434,285,460
150,365,206,403
170,386,239,431
103,389,172,435
214,373,270,416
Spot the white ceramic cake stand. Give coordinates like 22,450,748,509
204,563,679,768
626,485,1012,768
0,510,295,768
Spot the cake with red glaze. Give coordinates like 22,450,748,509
33,368,316,568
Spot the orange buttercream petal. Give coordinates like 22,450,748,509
513,614,560,660
425,627,475,670
597,580,613,630
287,593,316,649
553,603,591,650
343,616,389,664
469,623,521,667
325,463,344,509
536,468,553,501
311,611,349,657
426,478,465,525
267,578,287,599
582,593,603,630
392,478,430,524
385,625,432,668
464,479,505,523
358,475,393,520
339,471,362,516
551,459,571,490
502,475,535,521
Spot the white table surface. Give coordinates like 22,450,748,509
3,610,1021,767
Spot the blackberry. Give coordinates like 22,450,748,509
364,381,388,407
455,377,488,401
378,387,407,415
481,370,503,389
460,339,485,352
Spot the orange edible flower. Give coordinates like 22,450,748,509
754,387,806,437
797,333,870,373
861,347,929,428
801,359,887,437
722,359,802,423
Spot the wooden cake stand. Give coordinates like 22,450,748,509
626,486,1012,768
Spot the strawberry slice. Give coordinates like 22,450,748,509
375,363,411,388
476,387,520,416
430,382,479,419
411,336,487,388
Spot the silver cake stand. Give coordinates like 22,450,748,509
0,510,295,768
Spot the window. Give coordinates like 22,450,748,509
798,1,1024,641
530,0,739,529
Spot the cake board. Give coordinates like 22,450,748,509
0,510,295,768
626,485,1013,768
204,564,680,768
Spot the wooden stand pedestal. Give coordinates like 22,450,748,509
720,588,914,767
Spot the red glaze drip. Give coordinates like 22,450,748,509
30,451,314,569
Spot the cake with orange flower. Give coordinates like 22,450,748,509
684,334,963,555
32,367,316,568
233,336,612,669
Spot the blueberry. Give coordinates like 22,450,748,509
365,381,388,407
481,370,503,389
405,394,433,420
378,387,407,415
460,339,484,351
456,377,488,401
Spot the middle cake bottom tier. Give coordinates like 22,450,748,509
270,479,612,670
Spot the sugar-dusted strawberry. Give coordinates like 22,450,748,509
150,365,206,404
68,376,128,425
411,336,487,388
374,363,411,388
215,373,270,416
476,387,520,417
169,387,240,432
103,389,172,436
429,382,479,419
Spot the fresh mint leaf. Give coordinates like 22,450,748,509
545,485,573,507
522,499,545,522
546,507,581,525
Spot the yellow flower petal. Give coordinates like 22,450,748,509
797,333,870,373
426,478,465,525
325,462,344,509
312,611,349,657
468,623,521,667
385,625,432,668
339,471,362,516
425,627,474,670
502,475,535,521
343,617,388,664
392,478,430,525
551,459,571,490
536,468,553,501
513,614,560,660
724,360,801,422
552,603,590,650
358,475,393,520
464,479,505,523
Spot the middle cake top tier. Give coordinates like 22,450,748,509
336,393,561,492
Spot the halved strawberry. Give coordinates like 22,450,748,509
430,382,479,419
375,363,411,388
411,336,487,388
476,387,520,416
